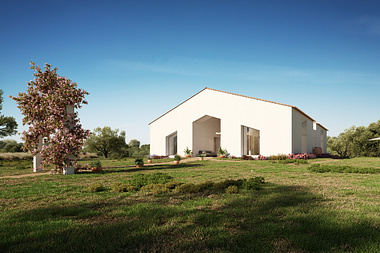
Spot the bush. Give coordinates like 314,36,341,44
308,164,380,174
151,155,169,159
275,159,308,165
214,180,238,191
87,184,105,192
225,185,239,194
128,173,173,188
175,183,202,193
134,158,144,165
112,183,138,192
268,154,287,160
242,180,261,190
90,160,102,168
165,181,184,189
141,183,170,194
198,180,214,190
287,153,316,160
241,155,255,160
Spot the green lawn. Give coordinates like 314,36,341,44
0,157,379,252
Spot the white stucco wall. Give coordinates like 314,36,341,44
150,88,295,157
292,108,328,154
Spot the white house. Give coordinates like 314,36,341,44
149,87,328,157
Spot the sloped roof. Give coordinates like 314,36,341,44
149,87,328,131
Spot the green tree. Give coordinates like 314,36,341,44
327,127,355,157
0,89,18,137
0,139,23,152
84,127,128,158
129,139,140,148
327,120,380,158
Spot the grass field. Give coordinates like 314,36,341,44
0,157,379,252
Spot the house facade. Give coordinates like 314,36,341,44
149,88,327,157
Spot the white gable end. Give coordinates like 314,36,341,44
149,88,327,157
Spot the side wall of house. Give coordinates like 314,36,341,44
150,89,293,157
315,124,327,153
292,108,327,154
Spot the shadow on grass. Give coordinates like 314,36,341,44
1,183,379,252
77,163,203,175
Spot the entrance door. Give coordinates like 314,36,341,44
214,137,220,153
242,126,260,155
166,132,177,155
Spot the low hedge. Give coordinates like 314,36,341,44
308,164,380,174
89,176,265,195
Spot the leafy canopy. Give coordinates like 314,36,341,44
10,62,90,170
0,89,18,137
84,126,128,158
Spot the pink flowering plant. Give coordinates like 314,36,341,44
10,61,90,171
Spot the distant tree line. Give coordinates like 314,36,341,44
83,126,149,158
327,120,380,157
0,139,23,153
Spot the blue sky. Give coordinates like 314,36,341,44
1,0,380,145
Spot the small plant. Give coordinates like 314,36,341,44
112,183,138,192
135,158,144,166
165,181,184,189
87,184,105,192
174,154,181,161
217,147,227,157
175,183,202,193
226,185,239,194
141,183,170,194
198,180,214,190
90,160,102,168
184,147,192,156
128,173,173,188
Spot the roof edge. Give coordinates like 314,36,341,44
149,87,328,131
148,87,208,125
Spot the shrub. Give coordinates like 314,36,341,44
112,183,138,192
257,155,267,160
174,154,181,161
294,159,308,165
225,185,239,194
242,180,260,190
151,155,169,159
276,159,308,165
90,161,102,168
87,184,105,192
308,164,380,174
213,179,240,191
287,153,316,160
165,181,184,189
141,184,170,194
241,155,255,160
175,183,202,193
268,154,287,160
198,180,214,190
134,158,144,165
128,173,173,188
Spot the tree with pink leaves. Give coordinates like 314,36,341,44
10,61,90,172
